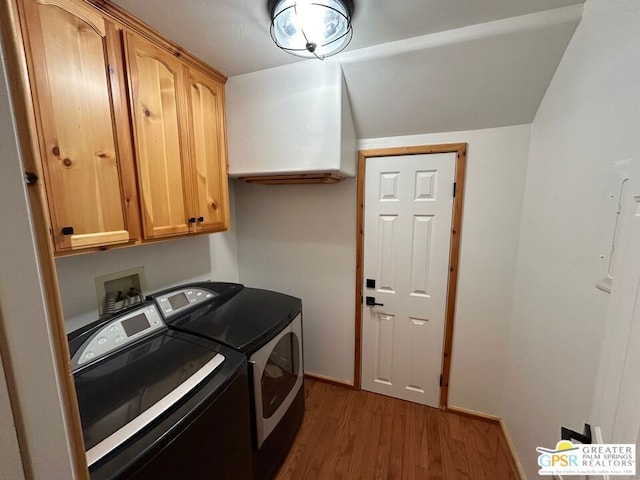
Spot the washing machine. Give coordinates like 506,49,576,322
68,300,253,479
149,282,304,480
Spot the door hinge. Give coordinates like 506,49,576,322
453,182,457,198
439,374,443,387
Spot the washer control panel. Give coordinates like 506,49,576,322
72,305,165,370
154,288,218,319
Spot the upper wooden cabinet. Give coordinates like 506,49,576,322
185,67,230,233
125,33,229,239
125,33,190,238
18,0,140,252
14,0,229,253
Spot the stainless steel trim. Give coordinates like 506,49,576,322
250,313,303,448
85,353,225,466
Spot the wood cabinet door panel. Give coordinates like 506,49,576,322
126,34,190,238
186,67,229,233
23,0,132,250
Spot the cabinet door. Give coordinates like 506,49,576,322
185,67,230,233
21,0,139,251
125,33,191,238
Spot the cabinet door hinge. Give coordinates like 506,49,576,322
439,374,443,387
108,65,115,75
453,182,457,198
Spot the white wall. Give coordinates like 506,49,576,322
359,124,530,415
56,185,240,332
234,124,530,398
234,178,358,382
502,0,640,477
591,159,640,453
0,354,25,480
0,42,76,479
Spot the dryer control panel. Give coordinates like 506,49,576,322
72,305,165,370
154,288,218,319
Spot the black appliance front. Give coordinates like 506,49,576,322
150,282,305,480
69,307,253,480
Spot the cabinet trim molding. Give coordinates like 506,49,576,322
239,173,345,185
0,0,89,477
89,0,227,84
36,0,106,35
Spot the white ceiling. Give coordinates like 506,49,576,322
340,7,583,137
113,0,585,137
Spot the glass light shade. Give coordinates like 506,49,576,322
270,0,353,59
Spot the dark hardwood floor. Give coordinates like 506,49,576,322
274,379,520,480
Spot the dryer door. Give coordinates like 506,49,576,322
250,313,303,447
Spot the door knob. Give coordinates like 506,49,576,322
365,296,384,307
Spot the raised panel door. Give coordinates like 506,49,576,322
21,0,138,251
126,33,190,238
185,67,229,233
361,153,456,406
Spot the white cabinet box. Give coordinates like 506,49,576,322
226,61,356,183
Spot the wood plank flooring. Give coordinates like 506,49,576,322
274,379,519,480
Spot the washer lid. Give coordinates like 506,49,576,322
166,287,302,354
74,331,224,457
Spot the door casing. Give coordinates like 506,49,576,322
354,143,467,408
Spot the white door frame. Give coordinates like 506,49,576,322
354,143,467,408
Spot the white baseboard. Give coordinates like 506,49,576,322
445,405,501,423
304,371,355,388
499,418,528,480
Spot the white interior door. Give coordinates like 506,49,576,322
361,153,456,406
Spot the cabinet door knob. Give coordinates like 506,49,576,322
197,216,204,222
188,217,196,223
61,226,74,235
25,172,39,185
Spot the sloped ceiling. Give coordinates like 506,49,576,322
340,7,582,137
112,0,584,137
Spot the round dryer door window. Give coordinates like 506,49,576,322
261,332,300,419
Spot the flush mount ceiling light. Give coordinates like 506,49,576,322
268,0,354,60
